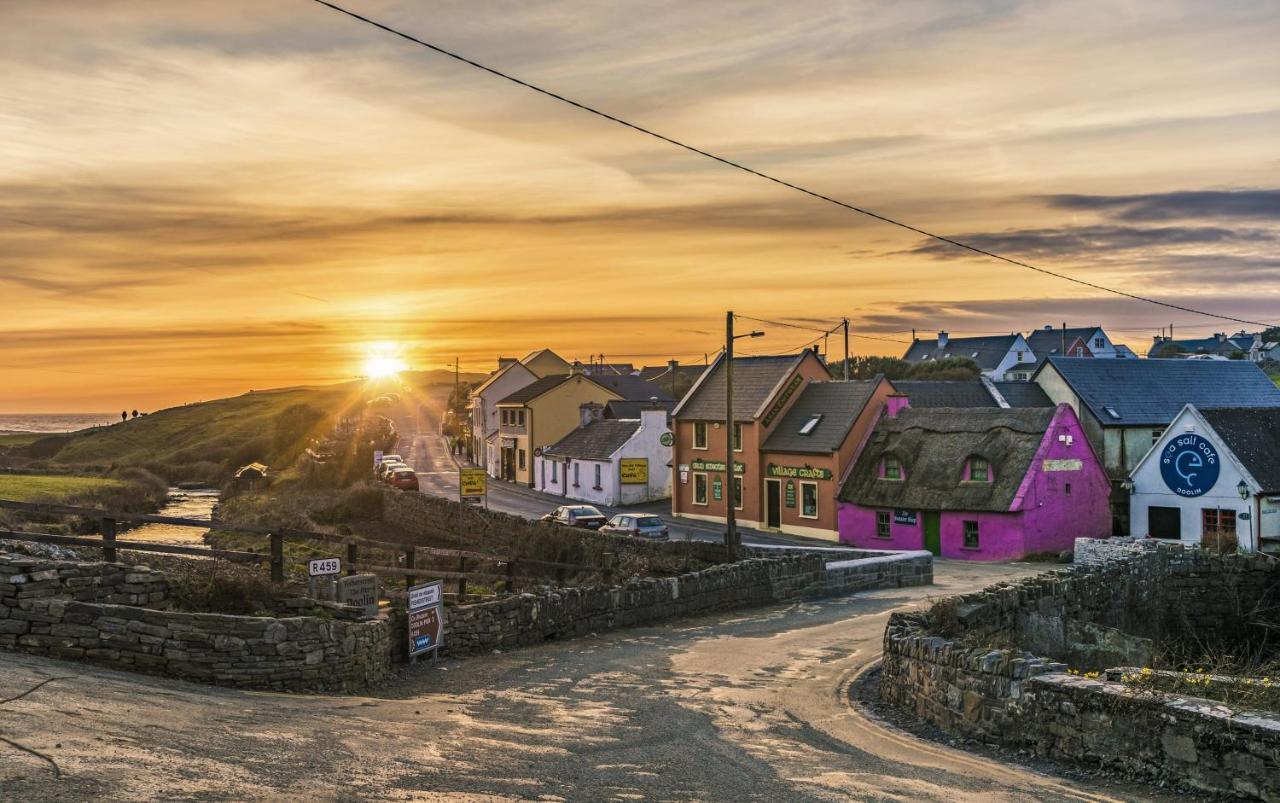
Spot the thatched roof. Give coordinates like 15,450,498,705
839,407,1056,512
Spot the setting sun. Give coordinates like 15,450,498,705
362,343,408,378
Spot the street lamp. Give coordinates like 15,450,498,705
724,311,765,561
1238,479,1249,500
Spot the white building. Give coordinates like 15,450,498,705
902,331,1037,381
533,405,671,506
1128,404,1280,553
468,359,538,478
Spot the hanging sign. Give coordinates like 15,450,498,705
1159,434,1220,497
619,458,648,485
659,431,674,447
784,480,796,508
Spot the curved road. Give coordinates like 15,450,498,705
1,561,1163,801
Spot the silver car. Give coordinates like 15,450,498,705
601,514,670,541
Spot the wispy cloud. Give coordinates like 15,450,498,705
1045,189,1280,221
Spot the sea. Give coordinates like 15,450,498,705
0,413,119,434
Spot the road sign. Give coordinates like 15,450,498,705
460,468,487,498
619,458,648,485
408,580,445,659
307,557,341,577
373,450,384,467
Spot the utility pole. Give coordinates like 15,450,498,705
842,318,850,381
725,311,737,561
1061,322,1066,356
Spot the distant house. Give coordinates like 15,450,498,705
890,380,1054,409
902,331,1036,380
534,405,672,505
1023,325,1126,367
1149,333,1251,360
234,462,269,489
837,404,1110,560
604,399,676,420
520,348,572,378
639,361,706,402
1128,405,1280,554
468,358,538,476
1033,356,1280,532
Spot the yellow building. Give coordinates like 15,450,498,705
520,348,572,378
495,373,624,485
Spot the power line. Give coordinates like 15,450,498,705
310,0,1276,330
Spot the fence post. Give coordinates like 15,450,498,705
505,560,515,594
602,551,615,586
405,547,416,590
346,541,358,576
101,517,117,564
457,556,467,600
269,532,284,583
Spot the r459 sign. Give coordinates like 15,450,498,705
308,557,341,577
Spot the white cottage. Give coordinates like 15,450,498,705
534,405,671,506
1128,405,1280,554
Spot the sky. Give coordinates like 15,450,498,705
2,0,1278,412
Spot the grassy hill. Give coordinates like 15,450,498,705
0,473,125,501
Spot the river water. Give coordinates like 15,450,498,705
126,487,219,546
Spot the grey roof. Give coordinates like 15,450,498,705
992,381,1055,408
604,400,675,419
891,380,996,408
1024,326,1100,364
496,375,570,405
1039,356,1280,426
543,419,640,461
588,373,674,402
676,354,819,421
762,379,881,454
1200,407,1280,492
840,407,1057,512
1151,336,1249,358
902,335,1019,371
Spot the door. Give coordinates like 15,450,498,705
765,479,782,529
923,511,941,556
1148,506,1181,540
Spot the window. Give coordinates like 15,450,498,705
550,462,558,485
733,422,743,452
883,456,902,480
1202,508,1237,536
501,410,509,425
1094,337,1105,348
516,410,525,426
1064,482,1072,496
1103,406,1121,420
963,520,980,549
573,462,580,486
876,511,891,539
1016,350,1025,362
1152,429,1163,444
968,457,990,482
800,482,818,519
693,473,708,505
1149,506,1181,540
799,414,822,436
593,464,601,489
693,422,708,450
518,449,526,470
733,476,744,510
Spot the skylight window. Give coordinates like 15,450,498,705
971,352,979,358
1104,406,1121,420
799,414,822,435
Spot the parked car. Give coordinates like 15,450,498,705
376,455,405,479
541,505,607,530
377,461,408,481
601,514,669,541
387,468,420,491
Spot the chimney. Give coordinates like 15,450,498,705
579,402,603,427
641,406,667,433
570,360,583,376
885,393,910,418
1215,333,1226,343
498,357,517,369
937,331,949,349
1043,324,1053,331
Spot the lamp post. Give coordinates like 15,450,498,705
724,311,764,561
1238,479,1253,554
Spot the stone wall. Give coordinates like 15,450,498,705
0,551,390,692
881,542,1280,799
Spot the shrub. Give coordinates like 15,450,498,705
164,559,280,615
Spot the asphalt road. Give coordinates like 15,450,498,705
0,560,1162,801
390,392,848,550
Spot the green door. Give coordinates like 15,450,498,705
923,512,941,556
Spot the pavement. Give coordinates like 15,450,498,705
0,560,1160,801
390,393,849,550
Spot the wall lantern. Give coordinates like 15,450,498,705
1238,479,1250,500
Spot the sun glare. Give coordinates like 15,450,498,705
361,343,408,379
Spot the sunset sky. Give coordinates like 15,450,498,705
3,0,1278,412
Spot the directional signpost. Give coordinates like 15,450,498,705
408,580,445,664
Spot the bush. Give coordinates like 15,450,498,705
164,559,280,615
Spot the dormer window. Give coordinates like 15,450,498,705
799,414,822,436
882,456,903,480
967,457,991,483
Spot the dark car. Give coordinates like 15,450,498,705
387,468,419,491
542,505,607,530
601,514,669,540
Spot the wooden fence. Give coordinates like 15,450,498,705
0,498,607,598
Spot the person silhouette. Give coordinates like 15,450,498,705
121,410,128,423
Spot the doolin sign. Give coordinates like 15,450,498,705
1159,434,1220,498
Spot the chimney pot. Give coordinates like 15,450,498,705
937,331,949,349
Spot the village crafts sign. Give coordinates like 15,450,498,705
766,463,832,481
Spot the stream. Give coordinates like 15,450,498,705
126,487,219,546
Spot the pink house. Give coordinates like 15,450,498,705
837,401,1110,560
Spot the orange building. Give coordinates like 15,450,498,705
671,349,894,540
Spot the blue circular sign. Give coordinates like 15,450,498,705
1159,434,1220,497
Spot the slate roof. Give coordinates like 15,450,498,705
1024,326,1100,363
588,373,674,402
839,407,1056,513
762,379,881,454
1039,357,1280,426
496,375,571,405
471,359,535,395
604,400,675,419
542,419,640,461
902,335,1019,371
1200,407,1280,492
676,354,823,421
1151,337,1249,358
891,380,996,408
992,381,1055,408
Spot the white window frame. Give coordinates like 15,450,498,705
876,510,891,539
573,462,580,487
593,463,602,489
799,481,819,520
732,422,743,452
733,475,744,510
693,422,708,450
693,472,708,506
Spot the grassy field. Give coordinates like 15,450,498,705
0,433,42,449
0,473,125,501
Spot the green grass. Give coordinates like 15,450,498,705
0,433,42,448
0,473,125,501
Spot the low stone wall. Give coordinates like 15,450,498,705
881,543,1280,799
436,550,932,657
1,552,390,692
